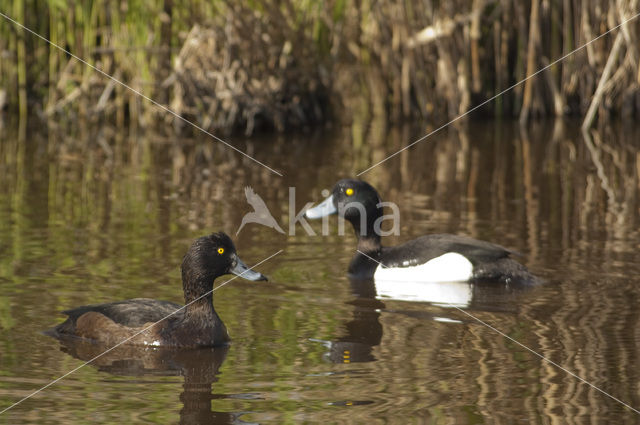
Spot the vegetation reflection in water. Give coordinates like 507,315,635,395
1,117,640,423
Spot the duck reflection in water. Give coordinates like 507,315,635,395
55,338,257,425
311,277,384,364
314,274,536,364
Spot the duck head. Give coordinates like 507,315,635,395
305,179,383,248
181,232,267,303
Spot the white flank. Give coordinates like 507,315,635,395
433,316,464,324
373,253,474,306
373,252,473,283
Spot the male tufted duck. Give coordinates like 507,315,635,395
305,179,535,285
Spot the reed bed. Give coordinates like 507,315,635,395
0,0,639,133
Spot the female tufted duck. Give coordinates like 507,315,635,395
305,179,535,285
47,232,267,347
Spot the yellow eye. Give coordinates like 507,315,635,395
217,247,225,255
345,188,354,196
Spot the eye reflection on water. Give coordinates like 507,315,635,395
1,117,640,423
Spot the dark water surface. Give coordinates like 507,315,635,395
1,117,640,424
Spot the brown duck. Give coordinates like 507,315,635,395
47,232,267,347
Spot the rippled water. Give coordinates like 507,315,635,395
1,117,640,423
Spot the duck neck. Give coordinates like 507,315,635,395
185,293,214,318
183,277,215,318
357,234,381,254
349,208,382,254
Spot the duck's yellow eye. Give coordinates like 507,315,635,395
217,247,225,255
345,188,354,196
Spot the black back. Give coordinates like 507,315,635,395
380,234,514,268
